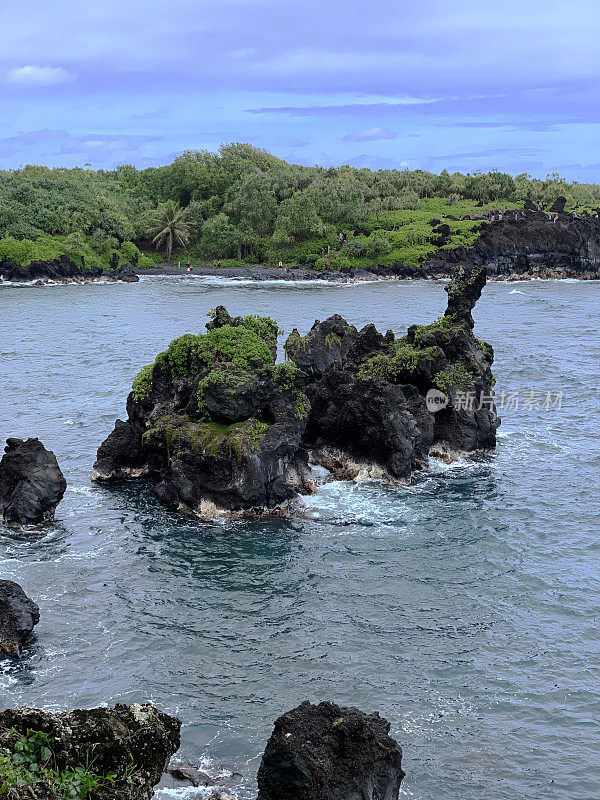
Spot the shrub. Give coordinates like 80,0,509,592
132,364,155,401
433,363,472,393
0,728,117,799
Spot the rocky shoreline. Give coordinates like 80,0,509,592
2,209,600,287
0,697,404,800
0,255,139,285
139,207,600,283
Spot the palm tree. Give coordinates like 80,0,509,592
146,200,191,262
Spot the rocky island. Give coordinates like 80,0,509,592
93,264,497,518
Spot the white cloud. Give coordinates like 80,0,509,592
6,65,75,86
343,127,397,142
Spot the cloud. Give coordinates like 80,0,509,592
343,127,396,142
246,100,441,117
6,65,75,86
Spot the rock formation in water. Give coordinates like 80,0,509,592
423,208,600,280
0,703,180,799
0,255,139,284
0,438,67,526
256,701,405,800
93,264,497,517
0,580,39,658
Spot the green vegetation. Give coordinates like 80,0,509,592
132,363,155,401
157,326,274,380
1,146,599,271
294,392,309,420
273,361,308,419
359,340,438,381
0,728,117,799
145,200,192,261
412,315,456,347
195,419,269,463
434,364,473,393
273,361,298,390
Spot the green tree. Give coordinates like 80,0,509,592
146,200,191,261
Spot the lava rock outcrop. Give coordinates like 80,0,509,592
94,265,497,518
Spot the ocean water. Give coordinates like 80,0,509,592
0,276,599,800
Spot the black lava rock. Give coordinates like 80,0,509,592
0,438,67,526
256,700,405,800
0,580,39,658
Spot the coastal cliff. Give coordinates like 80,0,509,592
421,209,600,280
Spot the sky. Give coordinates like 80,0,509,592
1,0,599,180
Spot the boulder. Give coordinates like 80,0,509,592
256,701,405,800
0,581,39,658
0,438,66,526
112,262,140,283
0,703,181,800
549,195,567,214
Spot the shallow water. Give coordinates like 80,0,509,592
1,276,599,800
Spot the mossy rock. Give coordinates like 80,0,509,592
198,366,260,422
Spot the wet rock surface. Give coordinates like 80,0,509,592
256,700,405,800
94,264,497,518
0,438,67,526
0,580,39,658
0,704,180,800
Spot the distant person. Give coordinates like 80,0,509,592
187,263,193,273
178,260,181,268
278,260,283,268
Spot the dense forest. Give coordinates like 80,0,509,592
1,143,599,271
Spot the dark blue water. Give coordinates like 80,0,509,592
1,276,599,800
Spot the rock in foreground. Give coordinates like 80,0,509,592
94,265,497,517
0,580,39,658
256,701,404,800
0,703,180,799
0,438,67,526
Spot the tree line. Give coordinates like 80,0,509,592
1,143,598,269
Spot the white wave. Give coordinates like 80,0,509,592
153,787,218,798
68,485,96,496
509,289,525,294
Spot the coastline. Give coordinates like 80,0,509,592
137,263,600,283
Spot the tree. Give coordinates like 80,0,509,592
146,200,191,261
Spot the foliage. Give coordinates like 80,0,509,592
294,391,309,419
196,419,269,463
360,341,437,381
433,363,473,393
0,728,116,799
155,325,274,380
0,234,153,271
132,364,155,401
3,146,600,270
145,200,191,261
273,361,298,391
412,315,455,346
